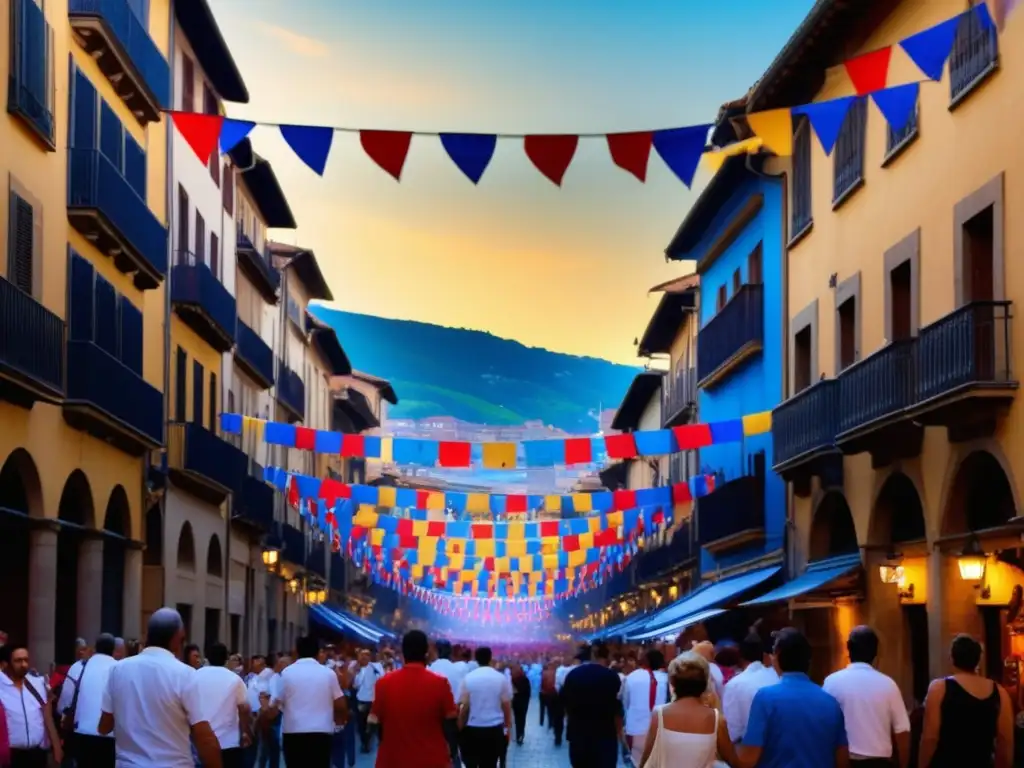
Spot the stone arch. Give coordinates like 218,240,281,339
869,471,927,547
0,449,40,649
104,486,130,537
206,534,223,578
143,504,163,566
941,449,1018,537
55,469,97,663
101,487,130,636
176,521,196,572
808,490,859,562
57,469,96,528
0,448,43,518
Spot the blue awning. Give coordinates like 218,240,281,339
740,553,862,607
310,605,396,643
586,612,655,642
629,608,728,641
626,564,781,640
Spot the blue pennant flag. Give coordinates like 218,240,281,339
793,96,856,156
652,124,712,188
440,133,497,184
899,14,961,81
219,119,255,153
871,83,920,134
280,124,335,176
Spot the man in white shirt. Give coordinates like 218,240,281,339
71,633,120,767
99,607,221,768
261,636,346,767
554,656,575,693
622,649,669,765
823,626,911,768
722,629,779,744
352,649,383,753
194,642,251,768
0,643,63,766
458,647,512,768
692,640,725,701
429,640,466,768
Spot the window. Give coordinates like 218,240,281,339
9,0,55,145
963,205,995,303
94,274,118,356
177,185,189,262
950,7,998,104
70,69,97,150
66,253,145,375
884,230,920,343
837,297,858,371
716,284,727,311
195,211,205,265
954,174,1004,308
99,101,122,170
794,326,812,393
193,360,204,425
833,98,866,203
209,372,217,430
7,189,38,297
175,347,187,421
222,163,234,215
124,135,147,200
889,261,913,341
181,54,194,112
732,268,741,294
748,243,763,285
885,98,919,160
791,116,812,238
210,232,219,279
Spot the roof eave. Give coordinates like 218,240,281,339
664,154,754,260
175,0,249,103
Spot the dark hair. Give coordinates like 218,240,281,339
475,647,493,666
250,654,266,663
0,644,21,665
576,644,593,663
436,640,452,659
645,649,665,671
773,628,812,674
95,634,116,657
594,643,610,661
183,644,200,660
402,631,429,663
296,636,320,660
462,648,472,662
670,658,708,699
739,631,764,665
715,645,741,668
950,634,983,672
207,643,229,667
847,626,879,665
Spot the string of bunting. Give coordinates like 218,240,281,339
171,6,994,187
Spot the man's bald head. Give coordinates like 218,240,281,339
146,608,185,652
692,640,715,663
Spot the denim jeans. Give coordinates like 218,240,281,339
257,715,282,768
331,722,356,768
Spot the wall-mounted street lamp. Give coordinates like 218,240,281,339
288,577,300,594
878,552,903,585
262,545,281,570
957,536,990,598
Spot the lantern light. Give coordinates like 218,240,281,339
261,547,280,568
957,537,987,582
878,552,903,585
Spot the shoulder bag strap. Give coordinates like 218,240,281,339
67,660,89,720
22,679,47,709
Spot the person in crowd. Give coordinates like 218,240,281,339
371,630,457,768
692,641,725,702
918,633,1013,768
737,627,848,768
561,643,621,768
722,627,779,745
243,655,273,768
637,651,738,768
99,608,221,768
453,648,471,680
352,649,383,753
458,647,512,768
715,643,741,687
194,643,250,768
429,640,465,767
184,644,203,670
256,654,287,768
509,663,531,746
68,633,118,767
0,643,62,767
113,639,127,662
539,661,557,731
623,648,670,765
261,636,346,767
823,626,911,768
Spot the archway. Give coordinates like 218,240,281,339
144,505,162,566
808,491,859,562
141,504,163,627
0,450,42,647
942,450,1017,537
101,487,129,636
206,534,223,578
55,470,95,664
871,472,927,546
176,522,196,572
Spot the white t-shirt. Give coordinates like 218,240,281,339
458,666,510,729
555,664,574,691
353,662,383,703
0,671,48,750
58,659,85,716
823,662,911,759
193,666,248,749
721,662,779,743
101,646,204,768
247,667,274,712
622,668,670,736
72,653,118,737
277,658,344,734
429,658,466,700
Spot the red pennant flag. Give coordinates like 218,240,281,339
844,47,892,96
524,135,578,186
171,112,223,164
564,437,592,465
603,432,638,460
438,441,471,468
294,426,316,451
341,434,365,458
360,130,412,181
606,131,653,182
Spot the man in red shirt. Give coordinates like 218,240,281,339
371,630,457,768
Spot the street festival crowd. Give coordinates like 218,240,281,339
0,608,1016,767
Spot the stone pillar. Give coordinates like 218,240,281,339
28,523,58,670
77,536,104,643
927,547,946,681
123,545,143,641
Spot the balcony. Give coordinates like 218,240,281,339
772,379,839,472
276,360,305,422
281,523,306,566
236,231,280,304
0,277,64,407
635,522,694,582
167,422,248,504
68,0,169,125
234,320,273,389
662,366,696,427
908,301,1017,439
64,340,163,455
697,474,765,555
8,0,55,149
233,472,274,531
170,255,236,352
306,544,327,578
67,148,168,290
697,283,763,388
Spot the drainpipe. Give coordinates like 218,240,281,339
220,155,232,648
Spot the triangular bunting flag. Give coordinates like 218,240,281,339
280,124,334,175
524,135,578,186
746,109,792,156
793,96,855,156
871,83,919,134
702,137,762,174
652,124,711,188
171,112,223,164
219,118,255,153
899,14,960,81
361,130,413,181
606,131,653,182
440,133,497,184
844,46,892,96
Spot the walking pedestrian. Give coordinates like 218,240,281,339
623,648,669,765
0,643,62,768
510,664,531,746
352,650,383,753
561,643,622,768
69,633,118,768
458,647,511,768
721,628,778,745
429,640,465,767
194,643,251,768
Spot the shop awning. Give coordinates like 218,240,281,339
629,607,728,642
310,604,396,643
586,613,654,642
626,564,781,640
740,553,862,607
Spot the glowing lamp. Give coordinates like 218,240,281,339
261,548,280,568
957,537,987,582
668,585,679,600
878,552,903,585
288,578,300,593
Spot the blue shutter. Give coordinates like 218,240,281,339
67,250,95,341
71,68,96,149
118,297,143,375
99,101,122,171
124,134,146,200
94,274,118,356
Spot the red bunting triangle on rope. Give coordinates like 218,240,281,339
844,47,893,96
171,112,224,164
607,131,654,182
524,135,579,186
360,130,413,180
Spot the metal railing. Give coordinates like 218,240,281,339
837,339,916,436
772,378,838,467
697,283,763,383
0,276,64,394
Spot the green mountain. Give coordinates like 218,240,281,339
309,307,641,432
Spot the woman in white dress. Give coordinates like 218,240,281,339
638,652,738,768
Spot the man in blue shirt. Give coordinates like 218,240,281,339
738,627,849,768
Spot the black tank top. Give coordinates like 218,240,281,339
930,677,1000,768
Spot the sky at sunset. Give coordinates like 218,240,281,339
209,0,815,365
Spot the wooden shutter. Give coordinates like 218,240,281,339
67,250,95,341
94,274,118,356
209,372,217,430
222,163,233,215
99,100,122,170
8,192,34,296
71,68,96,150
192,360,204,425
195,211,205,265
181,54,194,112
175,347,187,421
124,133,147,200
210,232,219,279
177,185,189,264
119,297,143,375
